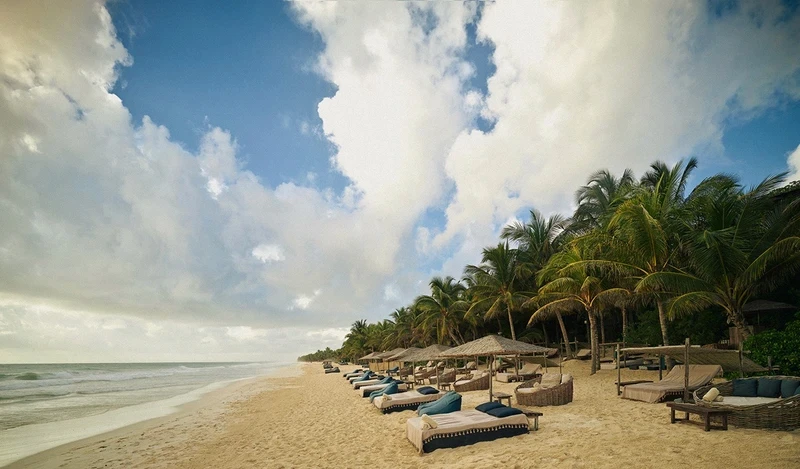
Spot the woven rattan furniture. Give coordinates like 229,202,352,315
515,374,574,406
693,376,800,430
453,372,490,392
429,368,456,385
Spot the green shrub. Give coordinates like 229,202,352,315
744,313,800,375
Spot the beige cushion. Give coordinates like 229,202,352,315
561,374,573,384
703,387,720,402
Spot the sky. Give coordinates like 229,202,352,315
1,0,799,363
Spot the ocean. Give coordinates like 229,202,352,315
0,361,293,466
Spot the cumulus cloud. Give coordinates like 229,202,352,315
434,1,800,247
1,0,798,361
787,144,800,182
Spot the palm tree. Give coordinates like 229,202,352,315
526,244,628,374
638,173,800,339
502,209,574,355
465,242,534,341
572,168,636,233
603,158,699,345
413,276,471,345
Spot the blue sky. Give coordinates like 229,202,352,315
1,0,799,362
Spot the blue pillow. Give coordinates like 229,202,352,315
757,378,781,398
732,379,758,397
486,406,524,418
417,386,440,395
369,382,399,403
378,376,393,385
475,401,505,413
418,391,461,416
780,379,800,399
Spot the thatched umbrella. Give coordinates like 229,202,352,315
440,335,556,401
374,348,405,372
402,345,452,387
384,347,422,375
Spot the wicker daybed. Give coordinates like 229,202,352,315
693,376,800,430
453,372,490,392
515,373,574,406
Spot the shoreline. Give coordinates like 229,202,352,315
2,363,303,469
5,361,798,468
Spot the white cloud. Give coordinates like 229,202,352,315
251,243,285,263
0,1,798,361
434,1,800,247
787,144,800,182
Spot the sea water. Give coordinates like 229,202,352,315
0,361,292,466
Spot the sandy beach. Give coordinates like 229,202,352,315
7,362,798,469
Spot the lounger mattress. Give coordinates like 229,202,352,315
406,409,529,454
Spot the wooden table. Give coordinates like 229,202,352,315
439,382,452,391
492,392,512,407
403,380,415,390
666,402,732,431
523,411,543,431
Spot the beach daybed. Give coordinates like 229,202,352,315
456,361,477,373
622,365,722,403
575,349,591,360
343,370,364,379
515,373,574,406
372,387,443,413
324,367,340,374
693,376,800,430
497,363,542,383
453,372,490,392
361,380,407,397
353,377,387,389
406,404,529,454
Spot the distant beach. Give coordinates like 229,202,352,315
0,362,297,467
6,362,798,469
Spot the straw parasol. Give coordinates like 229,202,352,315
400,345,452,385
440,335,556,401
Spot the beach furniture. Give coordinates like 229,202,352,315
417,391,462,416
353,377,386,389
361,380,408,397
428,368,456,385
496,363,542,383
666,402,732,431
406,405,529,454
515,373,574,406
367,381,404,401
621,365,722,403
343,370,364,379
453,371,490,392
575,349,591,360
324,367,340,374
456,361,477,373
693,375,800,430
372,387,443,414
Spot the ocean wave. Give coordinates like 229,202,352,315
14,372,41,381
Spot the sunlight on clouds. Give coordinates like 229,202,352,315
787,144,800,182
252,244,285,263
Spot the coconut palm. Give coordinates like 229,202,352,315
637,173,800,339
572,168,636,233
502,209,574,355
413,276,471,345
526,244,629,374
465,242,534,341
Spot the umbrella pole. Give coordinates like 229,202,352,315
489,355,493,402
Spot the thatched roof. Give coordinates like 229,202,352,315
440,335,556,358
742,300,796,314
374,347,406,360
385,347,422,362
620,345,767,373
359,351,383,361
403,344,452,362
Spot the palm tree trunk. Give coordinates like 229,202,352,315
656,300,669,345
729,309,752,340
507,304,517,341
588,312,599,375
556,312,573,358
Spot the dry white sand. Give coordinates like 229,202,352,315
7,361,799,469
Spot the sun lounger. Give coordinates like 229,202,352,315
497,363,542,383
456,361,477,373
361,381,408,397
622,365,722,403
373,389,444,413
324,367,340,374
343,370,363,379
575,349,591,360
406,408,529,454
453,372,490,392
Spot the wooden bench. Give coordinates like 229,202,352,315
666,402,732,431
